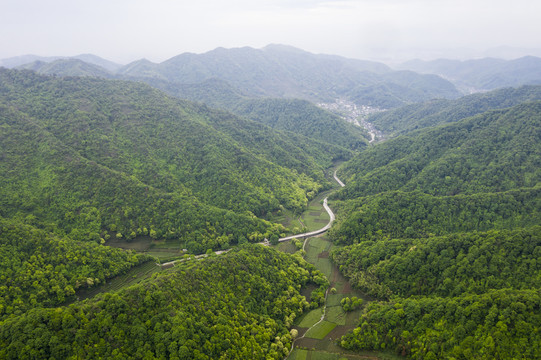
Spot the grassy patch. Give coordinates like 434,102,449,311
277,241,298,254
325,306,346,326
268,208,303,231
147,249,184,261
299,192,331,232
297,308,324,328
289,348,308,360
309,352,341,360
302,208,330,231
106,235,153,251
315,258,333,279
305,237,330,263
305,320,337,340
326,293,344,307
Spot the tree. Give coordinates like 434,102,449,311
270,234,280,246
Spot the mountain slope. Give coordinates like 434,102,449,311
118,45,461,107
338,101,541,199
328,98,541,360
229,98,369,150
331,101,541,244
0,245,322,359
16,59,113,78
398,56,541,91
369,85,541,136
143,77,369,150
1,54,122,72
0,68,342,250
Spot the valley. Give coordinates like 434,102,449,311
1,47,541,359
317,99,383,143
273,168,400,359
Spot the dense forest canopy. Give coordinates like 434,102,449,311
0,245,326,359
2,46,541,360
368,85,541,136
328,97,541,358
161,83,371,150
0,68,349,250
0,216,151,319
336,101,541,200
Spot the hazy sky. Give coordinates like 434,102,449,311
2,0,541,64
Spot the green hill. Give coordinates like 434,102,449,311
345,71,460,109
398,56,541,91
0,68,342,251
0,245,324,359
337,101,541,200
16,59,113,78
224,98,369,150
369,85,541,136
328,101,541,358
0,216,151,318
159,79,369,149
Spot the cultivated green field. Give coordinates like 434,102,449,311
300,197,330,232
305,320,337,340
297,308,324,328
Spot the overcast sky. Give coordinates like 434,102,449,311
2,0,541,64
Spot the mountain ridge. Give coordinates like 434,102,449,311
397,55,541,91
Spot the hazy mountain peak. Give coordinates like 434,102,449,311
262,44,309,54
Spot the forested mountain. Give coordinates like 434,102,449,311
328,100,541,358
16,59,114,78
1,54,122,72
117,45,461,107
0,245,325,359
398,56,541,91
0,216,151,318
345,71,461,109
130,76,369,149
337,101,541,201
229,98,369,149
369,85,541,136
3,46,541,360
332,101,541,241
0,67,334,360
0,68,343,252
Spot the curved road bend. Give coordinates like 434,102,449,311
277,169,345,242
160,172,346,265
278,197,334,242
333,170,345,188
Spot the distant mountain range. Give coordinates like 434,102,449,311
4,45,541,110
397,56,541,92
368,85,541,136
0,53,122,72
2,45,462,109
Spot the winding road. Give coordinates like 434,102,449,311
277,197,335,242
160,171,346,266
333,170,345,187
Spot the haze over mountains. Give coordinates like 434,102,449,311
398,56,541,92
4,44,541,108
0,45,462,108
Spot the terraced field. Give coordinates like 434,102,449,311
72,261,164,302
